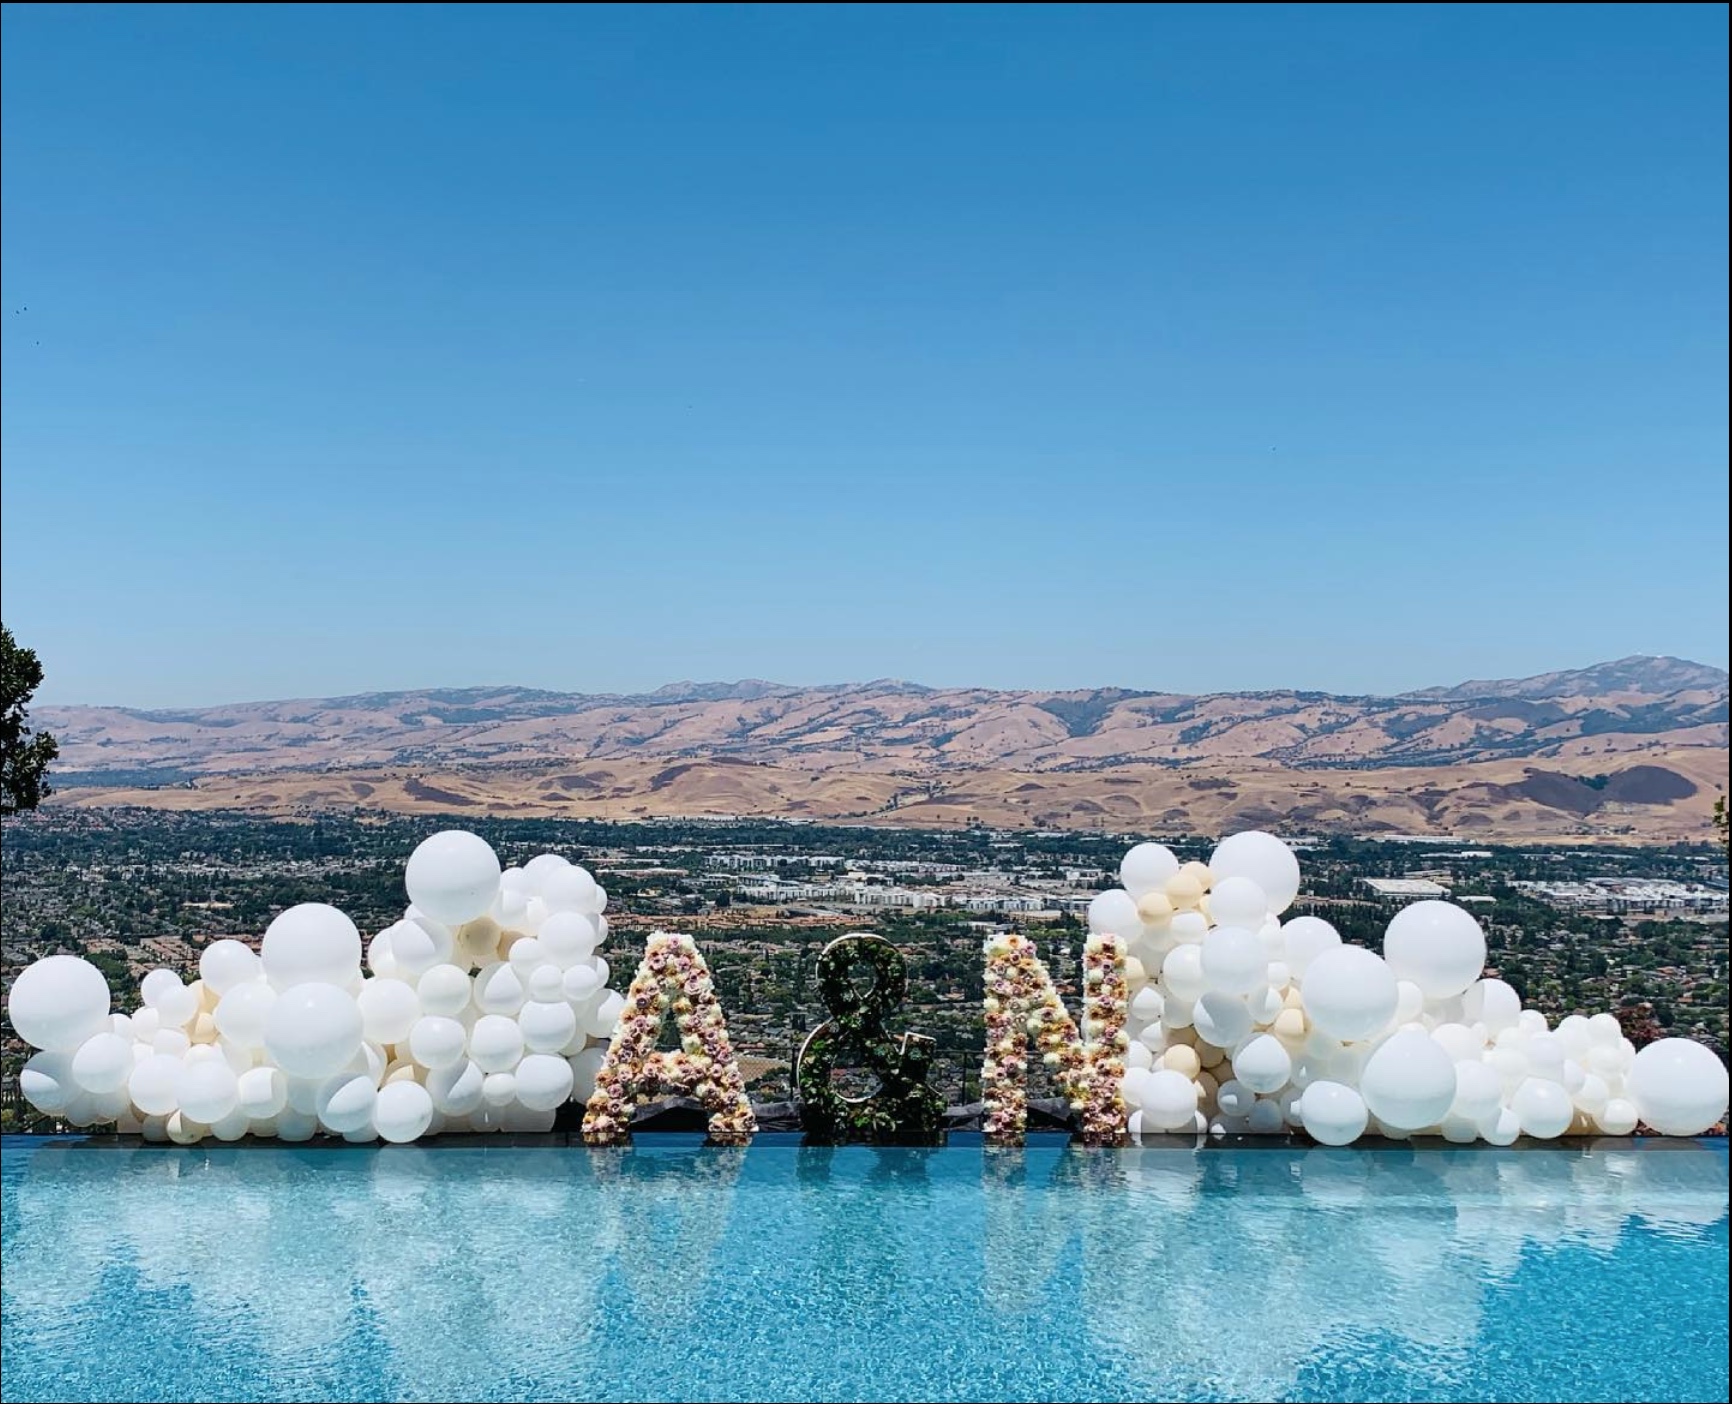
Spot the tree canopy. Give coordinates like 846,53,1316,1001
1,624,60,815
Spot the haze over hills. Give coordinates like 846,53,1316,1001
34,655,1729,842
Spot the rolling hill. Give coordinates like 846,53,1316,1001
35,655,1728,841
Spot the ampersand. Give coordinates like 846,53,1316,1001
795,934,945,1144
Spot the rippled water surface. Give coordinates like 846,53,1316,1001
2,1135,1726,1403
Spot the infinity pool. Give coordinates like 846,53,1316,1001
1,1135,1725,1403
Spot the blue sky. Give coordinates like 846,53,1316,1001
2,3,1726,707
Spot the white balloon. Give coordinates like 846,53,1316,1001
542,863,600,915
1512,1076,1573,1139
470,1014,525,1073
1302,945,1399,1042
1450,1060,1503,1122
213,980,277,1050
1193,992,1253,1049
1139,1069,1200,1131
428,1059,486,1116
7,955,111,1051
20,1051,77,1113
519,1000,579,1055
408,1015,467,1071
1462,978,1522,1034
1232,1034,1293,1095
317,1073,377,1134
404,830,502,926
584,991,625,1040
237,1066,288,1119
1246,1098,1286,1135
1209,831,1301,913
569,1046,608,1102
177,1060,240,1124
1360,1031,1457,1131
1200,926,1265,996
416,965,472,1019
1595,1097,1639,1135
262,904,362,990
263,983,364,1079
1383,901,1487,999
199,939,261,994
539,911,600,969
1120,843,1180,898
1301,1081,1368,1145
561,964,603,1003
1161,944,1208,1004
474,961,527,1015
351,978,418,1044
1280,917,1341,977
516,1053,576,1111
481,1071,518,1106
1628,1038,1730,1136
388,916,455,981
375,1081,435,1142
1209,876,1270,929
1087,889,1142,939
128,1053,184,1117
70,1032,133,1094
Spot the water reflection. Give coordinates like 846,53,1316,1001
1,1138,1725,1403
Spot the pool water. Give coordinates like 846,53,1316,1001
2,1135,1726,1403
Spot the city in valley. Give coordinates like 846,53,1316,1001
3,807,1724,1128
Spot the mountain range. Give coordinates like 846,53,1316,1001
35,655,1729,842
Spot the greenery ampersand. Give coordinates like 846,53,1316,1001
795,934,944,1144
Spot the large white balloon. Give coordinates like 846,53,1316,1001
1209,831,1301,913
1359,1031,1457,1131
1628,1038,1730,1136
1302,945,1398,1042
262,905,362,990
405,830,503,926
7,955,111,1051
1382,901,1487,999
213,980,277,1050
263,983,363,1079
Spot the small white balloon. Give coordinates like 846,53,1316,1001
1120,843,1180,898
1280,916,1341,977
1301,1081,1368,1146
416,965,472,1019
469,1014,526,1073
374,1081,435,1143
357,978,423,1044
199,940,261,994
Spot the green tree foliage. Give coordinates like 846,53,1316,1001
1715,795,1728,858
1,624,60,815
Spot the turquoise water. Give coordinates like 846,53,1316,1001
2,1135,1726,1403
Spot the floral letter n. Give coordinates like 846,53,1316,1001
582,931,757,1146
980,932,1127,1147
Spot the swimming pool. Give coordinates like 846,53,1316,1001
2,1135,1726,1403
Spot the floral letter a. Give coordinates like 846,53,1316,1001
981,932,1127,1147
582,931,757,1146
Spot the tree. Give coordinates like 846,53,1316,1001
1,624,59,815
1715,795,1728,858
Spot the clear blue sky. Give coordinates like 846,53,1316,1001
2,3,1726,707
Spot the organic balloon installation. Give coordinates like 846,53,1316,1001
9,832,630,1143
9,826,1729,1145
1096,831,1729,1143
